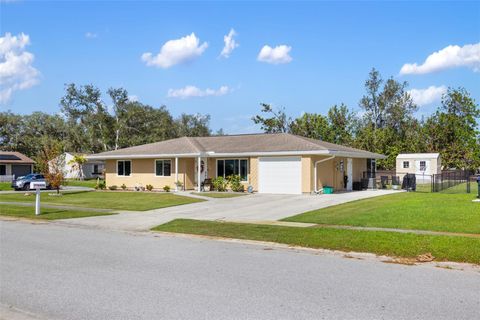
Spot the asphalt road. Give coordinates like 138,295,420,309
1,221,479,320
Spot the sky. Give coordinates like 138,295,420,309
1,0,479,134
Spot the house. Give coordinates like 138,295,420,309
87,133,386,194
0,151,35,181
396,153,441,183
60,152,105,179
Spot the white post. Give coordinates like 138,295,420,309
347,158,353,191
175,157,179,192
197,156,202,192
35,188,41,215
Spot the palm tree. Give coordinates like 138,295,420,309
68,154,88,180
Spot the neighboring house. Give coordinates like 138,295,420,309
0,151,35,181
396,153,441,183
61,152,105,179
88,133,385,195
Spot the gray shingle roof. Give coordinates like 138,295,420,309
88,133,385,159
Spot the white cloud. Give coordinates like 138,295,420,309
167,85,231,99
408,85,447,106
220,28,238,58
141,33,208,68
85,32,98,39
257,45,292,64
400,43,480,75
0,32,40,104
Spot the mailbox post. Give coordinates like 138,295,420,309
30,181,46,215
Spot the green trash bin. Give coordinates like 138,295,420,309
323,186,334,194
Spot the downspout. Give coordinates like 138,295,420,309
314,155,335,194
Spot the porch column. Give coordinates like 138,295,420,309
175,157,179,192
197,156,201,192
347,158,353,191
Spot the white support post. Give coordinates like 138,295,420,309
175,157,179,192
197,156,201,192
347,158,353,191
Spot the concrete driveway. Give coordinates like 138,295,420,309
57,190,397,231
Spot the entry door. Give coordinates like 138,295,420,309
258,157,302,194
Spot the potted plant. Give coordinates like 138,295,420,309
175,180,184,191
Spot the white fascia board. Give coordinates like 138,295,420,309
328,151,387,159
204,150,331,157
87,153,201,160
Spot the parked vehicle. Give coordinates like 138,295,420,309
11,174,50,191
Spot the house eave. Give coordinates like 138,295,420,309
87,150,386,160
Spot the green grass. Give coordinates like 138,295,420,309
0,191,203,211
64,179,99,188
0,182,12,191
191,192,247,198
153,219,480,264
284,192,480,234
0,204,115,220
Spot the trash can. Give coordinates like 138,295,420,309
323,186,334,194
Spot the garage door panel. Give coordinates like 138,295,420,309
258,157,302,194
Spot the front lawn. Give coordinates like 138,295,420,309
0,182,12,191
0,191,203,211
0,204,115,220
153,219,480,264
191,192,247,198
284,193,480,234
64,179,99,188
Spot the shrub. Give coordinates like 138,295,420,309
95,181,106,190
146,184,154,191
163,185,171,192
121,183,127,190
108,185,117,191
212,176,228,192
227,175,244,192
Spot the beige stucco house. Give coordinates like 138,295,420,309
88,133,385,194
0,151,35,181
396,153,441,183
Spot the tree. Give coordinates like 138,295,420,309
327,104,355,145
60,83,112,153
290,113,331,141
37,140,65,194
175,113,211,137
356,68,417,169
68,154,88,180
424,88,480,170
252,103,291,133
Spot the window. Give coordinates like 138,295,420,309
117,160,131,176
419,161,426,171
217,159,248,181
0,164,6,176
93,164,99,174
155,160,171,176
403,161,409,169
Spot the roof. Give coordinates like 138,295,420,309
396,153,440,160
0,151,35,164
87,133,386,159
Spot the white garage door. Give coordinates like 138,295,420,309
258,157,302,194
